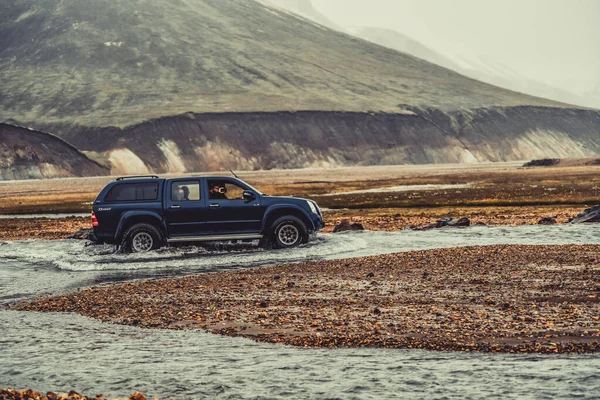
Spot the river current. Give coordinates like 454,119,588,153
2,224,600,399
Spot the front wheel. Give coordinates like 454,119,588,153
121,223,162,253
271,216,308,249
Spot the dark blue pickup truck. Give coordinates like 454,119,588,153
90,175,324,252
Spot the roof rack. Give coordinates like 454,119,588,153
115,175,160,181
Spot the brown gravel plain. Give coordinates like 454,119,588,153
2,162,599,240
14,245,600,353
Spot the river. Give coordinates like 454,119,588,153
2,224,600,399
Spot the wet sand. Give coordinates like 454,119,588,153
14,245,600,353
0,217,89,240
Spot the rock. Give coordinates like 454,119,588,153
446,217,470,227
538,217,557,225
67,228,93,240
474,221,488,227
522,158,561,167
413,216,470,230
570,206,600,223
129,392,147,400
333,220,365,233
437,215,453,224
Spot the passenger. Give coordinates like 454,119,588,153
209,182,228,200
179,185,190,201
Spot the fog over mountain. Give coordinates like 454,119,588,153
270,0,600,109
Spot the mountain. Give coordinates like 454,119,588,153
270,1,599,110
0,123,109,179
0,0,599,177
0,0,566,129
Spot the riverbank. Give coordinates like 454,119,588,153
13,244,600,353
1,162,598,240
0,204,583,240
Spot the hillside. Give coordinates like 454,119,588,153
0,123,109,179
271,1,599,110
44,107,600,174
0,0,567,129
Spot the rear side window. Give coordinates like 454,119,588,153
171,181,201,201
105,182,159,202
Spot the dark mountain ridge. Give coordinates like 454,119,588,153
34,106,599,175
0,123,109,179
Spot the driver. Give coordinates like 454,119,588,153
209,181,228,200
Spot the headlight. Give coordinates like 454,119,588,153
307,200,318,214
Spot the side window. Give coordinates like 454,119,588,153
171,181,200,201
105,183,158,202
207,180,245,200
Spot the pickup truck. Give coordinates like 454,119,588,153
90,175,324,252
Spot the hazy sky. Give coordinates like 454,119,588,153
309,0,599,94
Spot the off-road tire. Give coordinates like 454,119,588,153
121,223,163,253
270,216,308,249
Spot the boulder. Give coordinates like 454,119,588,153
447,217,471,227
333,220,365,233
571,206,600,224
522,158,560,167
410,216,470,230
129,392,147,400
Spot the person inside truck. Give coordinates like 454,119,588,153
179,185,190,201
209,181,228,200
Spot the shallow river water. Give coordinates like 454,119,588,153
2,224,600,399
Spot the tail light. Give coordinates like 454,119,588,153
91,211,99,227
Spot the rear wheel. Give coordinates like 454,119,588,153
271,216,308,249
121,223,162,253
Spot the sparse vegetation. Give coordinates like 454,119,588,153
0,0,568,128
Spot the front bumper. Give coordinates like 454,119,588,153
310,214,325,231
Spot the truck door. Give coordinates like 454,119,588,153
204,178,264,234
163,179,206,236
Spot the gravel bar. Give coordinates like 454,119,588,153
13,245,600,353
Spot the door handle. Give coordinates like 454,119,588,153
170,205,180,209
209,204,219,208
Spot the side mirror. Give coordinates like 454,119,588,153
242,190,256,201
